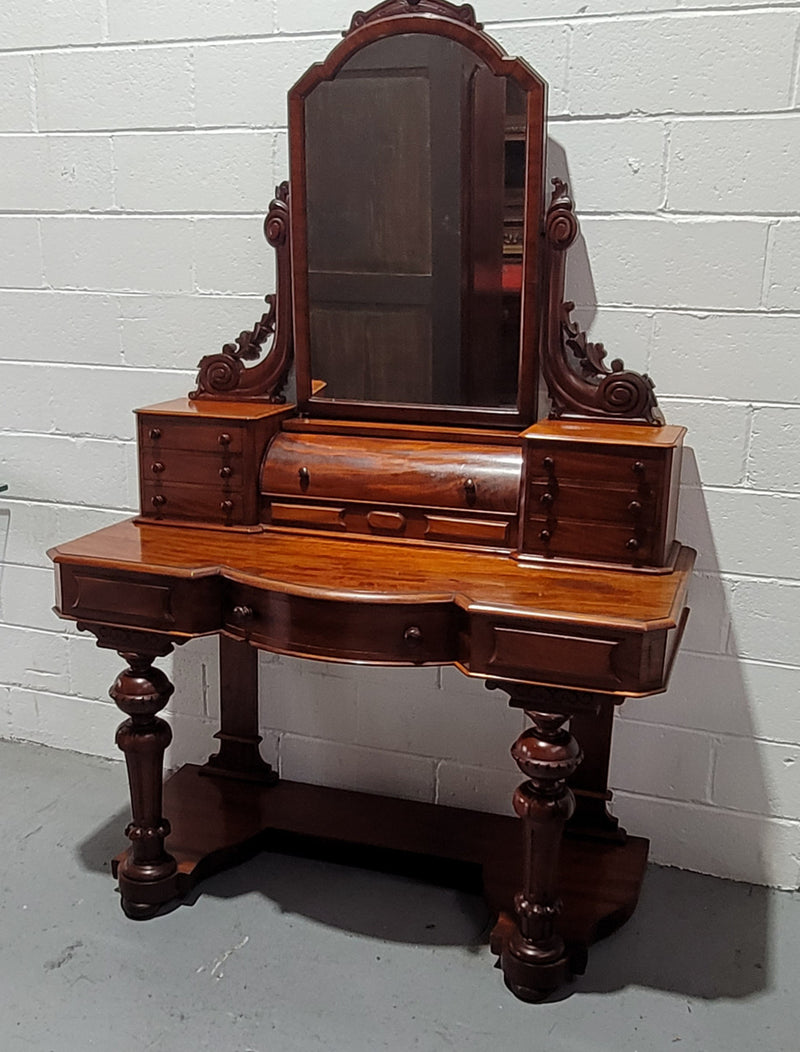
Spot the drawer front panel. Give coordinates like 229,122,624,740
525,517,654,564
142,482,245,525
527,443,663,487
264,498,515,549
140,418,244,454
467,617,647,692
224,584,457,664
528,481,655,527
142,448,244,490
59,567,222,634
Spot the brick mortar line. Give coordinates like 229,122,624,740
618,716,800,749
612,787,800,828
0,291,797,319
2,5,799,57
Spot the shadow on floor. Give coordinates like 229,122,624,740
78,810,770,997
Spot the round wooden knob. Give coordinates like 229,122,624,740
626,537,640,551
232,605,254,623
219,466,233,479
404,626,423,646
539,529,551,542
220,500,234,513
540,491,555,506
151,495,166,508
151,461,165,474
628,500,642,515
632,460,645,475
149,427,162,441
542,456,555,471
218,432,232,446
298,466,310,486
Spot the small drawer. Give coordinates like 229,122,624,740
142,482,245,525
528,444,662,487
528,481,655,526
140,418,244,454
143,449,243,489
526,516,653,564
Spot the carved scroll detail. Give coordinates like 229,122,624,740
346,0,481,36
190,182,293,403
542,178,663,425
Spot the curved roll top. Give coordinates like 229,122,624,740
261,432,522,512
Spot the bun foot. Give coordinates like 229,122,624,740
120,897,163,921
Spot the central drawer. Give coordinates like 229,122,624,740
224,582,458,664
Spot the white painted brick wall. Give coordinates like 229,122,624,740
1,0,799,890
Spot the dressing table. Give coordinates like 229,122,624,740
48,0,694,1002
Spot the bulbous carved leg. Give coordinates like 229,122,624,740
502,707,583,1002
110,648,179,919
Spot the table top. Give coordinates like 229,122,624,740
49,519,694,635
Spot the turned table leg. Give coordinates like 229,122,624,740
502,707,582,1000
110,645,179,919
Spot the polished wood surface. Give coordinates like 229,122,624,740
50,519,691,633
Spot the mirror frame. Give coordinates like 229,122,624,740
288,1,547,429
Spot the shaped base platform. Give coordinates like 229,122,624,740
112,763,648,979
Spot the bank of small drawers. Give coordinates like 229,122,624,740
138,416,253,526
519,425,684,570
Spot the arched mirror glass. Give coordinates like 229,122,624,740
290,15,545,426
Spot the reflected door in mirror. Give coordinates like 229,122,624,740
304,34,526,409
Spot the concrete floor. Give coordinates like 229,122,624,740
1,739,798,1052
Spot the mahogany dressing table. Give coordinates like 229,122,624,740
49,0,694,1002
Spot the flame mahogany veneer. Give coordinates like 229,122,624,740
48,0,696,1004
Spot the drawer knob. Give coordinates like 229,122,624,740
404,625,423,646
626,537,640,552
149,427,161,441
220,499,234,513
464,478,477,503
218,432,232,446
542,456,555,472
232,605,254,623
151,495,166,508
540,491,555,507
219,466,233,479
628,500,642,515
539,529,552,542
151,461,165,475
298,466,310,488
632,460,645,475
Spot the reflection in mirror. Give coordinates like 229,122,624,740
304,34,527,409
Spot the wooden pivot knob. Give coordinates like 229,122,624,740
218,432,232,446
151,494,166,508
151,461,165,474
